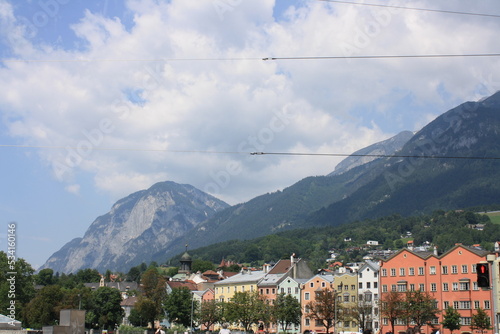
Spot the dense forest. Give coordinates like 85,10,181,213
168,207,500,270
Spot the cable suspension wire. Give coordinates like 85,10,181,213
1,144,499,160
3,53,500,63
314,0,500,19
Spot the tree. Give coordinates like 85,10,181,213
471,308,491,334
141,267,167,320
403,291,440,333
0,252,36,326
225,291,266,332
23,285,64,328
380,291,405,334
164,287,196,327
350,295,373,333
134,298,158,327
75,268,101,284
306,288,338,334
87,287,124,329
35,268,55,286
198,300,223,331
191,259,215,273
441,306,461,334
273,293,302,333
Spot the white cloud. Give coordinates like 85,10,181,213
1,0,500,205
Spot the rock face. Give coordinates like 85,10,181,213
40,181,229,273
328,130,414,176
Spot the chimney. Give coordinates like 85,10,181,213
434,246,438,256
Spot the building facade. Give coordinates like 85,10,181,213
380,245,493,334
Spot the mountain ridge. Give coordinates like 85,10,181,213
42,92,500,273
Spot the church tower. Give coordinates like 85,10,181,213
179,244,192,275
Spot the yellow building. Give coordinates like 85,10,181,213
213,268,267,302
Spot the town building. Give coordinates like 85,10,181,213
380,244,493,334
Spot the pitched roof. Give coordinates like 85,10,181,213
167,280,198,290
268,259,292,274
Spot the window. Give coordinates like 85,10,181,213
242,286,245,292
398,284,407,292
359,282,363,289
344,295,350,302
295,287,299,294
444,301,449,309
281,288,285,293
374,294,379,300
391,268,396,276
305,318,310,326
453,301,459,309
266,288,269,294
367,282,371,289
400,268,405,276
310,282,314,288
374,282,378,288
418,267,424,275
485,300,491,309
351,285,356,290
316,320,323,327
352,296,356,302
474,301,480,309
287,287,291,294
235,286,238,292
409,267,415,276
344,321,350,328
462,265,468,274
419,284,425,291
452,283,458,291
304,292,310,300
382,285,388,292
431,283,437,292
391,285,396,292
383,318,388,326
382,268,387,276
345,285,349,291
272,288,275,294
322,282,326,288
460,301,471,309
443,283,449,291
472,265,477,274
430,266,436,275
228,287,230,293
460,282,470,291
452,265,458,274
410,284,415,291
365,294,372,302
251,286,254,291
461,317,471,326
442,266,448,274
473,282,479,290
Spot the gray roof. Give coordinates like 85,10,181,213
214,270,266,285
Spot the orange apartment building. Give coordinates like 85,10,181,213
380,244,493,334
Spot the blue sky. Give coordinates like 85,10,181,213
1,0,500,271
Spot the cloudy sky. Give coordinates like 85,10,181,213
1,0,499,270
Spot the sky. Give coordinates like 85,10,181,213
1,0,500,271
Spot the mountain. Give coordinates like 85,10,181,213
43,92,500,272
310,91,500,225
328,130,414,176
40,181,229,273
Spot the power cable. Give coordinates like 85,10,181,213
314,0,500,19
2,53,500,63
1,144,499,160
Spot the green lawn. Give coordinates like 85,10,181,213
484,211,500,224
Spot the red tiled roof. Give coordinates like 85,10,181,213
268,259,292,274
167,281,198,291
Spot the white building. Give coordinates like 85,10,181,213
357,260,380,332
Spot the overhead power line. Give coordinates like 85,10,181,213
3,53,500,63
315,0,500,19
1,144,499,160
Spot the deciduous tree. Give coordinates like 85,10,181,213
380,291,405,334
164,287,196,327
441,306,461,334
274,293,302,333
306,288,339,334
471,307,491,334
403,290,440,333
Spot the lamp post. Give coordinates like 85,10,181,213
190,293,195,334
